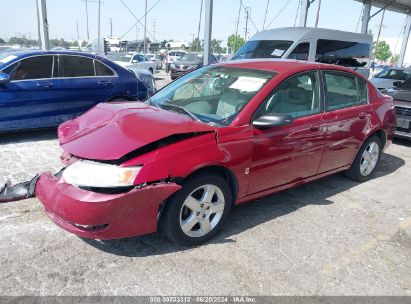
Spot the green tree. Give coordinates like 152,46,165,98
390,53,399,65
375,41,392,62
0,38,5,44
81,40,88,47
211,39,223,54
9,36,38,47
227,34,245,53
190,37,203,52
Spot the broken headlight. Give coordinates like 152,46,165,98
62,160,141,188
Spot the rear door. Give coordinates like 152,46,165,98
58,55,114,118
317,71,372,173
0,55,61,131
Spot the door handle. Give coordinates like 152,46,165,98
358,112,368,119
37,82,53,88
310,124,320,131
97,80,111,86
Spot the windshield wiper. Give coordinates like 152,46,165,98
160,103,200,121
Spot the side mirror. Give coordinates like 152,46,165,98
393,81,402,87
253,113,293,128
0,73,10,85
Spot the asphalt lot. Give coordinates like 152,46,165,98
0,70,410,296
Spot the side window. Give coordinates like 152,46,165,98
7,56,53,81
133,55,144,62
261,72,321,119
95,61,114,76
324,73,357,110
357,78,368,105
60,56,95,77
316,39,370,68
287,43,310,61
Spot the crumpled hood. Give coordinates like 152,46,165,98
58,102,216,161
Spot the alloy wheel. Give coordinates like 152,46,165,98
360,141,379,177
179,184,225,238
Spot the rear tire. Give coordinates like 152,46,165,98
345,136,382,182
159,173,232,246
149,68,154,74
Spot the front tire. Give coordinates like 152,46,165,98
159,173,232,246
345,136,382,182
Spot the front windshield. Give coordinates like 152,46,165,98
180,53,202,62
107,53,132,62
398,78,411,90
150,66,276,126
374,69,411,80
232,40,293,60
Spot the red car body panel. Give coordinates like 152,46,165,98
58,102,215,160
35,59,396,239
35,172,181,239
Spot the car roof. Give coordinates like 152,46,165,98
217,59,366,78
2,49,97,58
251,27,372,43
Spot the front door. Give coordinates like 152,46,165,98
249,71,326,194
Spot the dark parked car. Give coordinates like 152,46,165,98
0,50,148,132
170,52,218,80
381,79,411,139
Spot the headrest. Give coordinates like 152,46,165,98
286,87,307,105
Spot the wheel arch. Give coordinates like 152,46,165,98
156,164,239,229
180,165,239,204
365,128,387,150
349,128,386,166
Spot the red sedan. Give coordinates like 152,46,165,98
35,60,396,246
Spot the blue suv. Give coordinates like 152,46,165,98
0,50,148,132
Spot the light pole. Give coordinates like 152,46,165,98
36,0,50,50
203,0,213,66
97,0,102,55
143,0,147,56
80,0,90,41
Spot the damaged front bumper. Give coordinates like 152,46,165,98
0,175,39,203
34,172,181,239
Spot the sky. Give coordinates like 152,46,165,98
0,0,410,58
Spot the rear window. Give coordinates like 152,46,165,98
232,40,293,60
374,69,411,80
316,39,370,68
60,56,95,77
399,78,411,90
95,61,114,76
